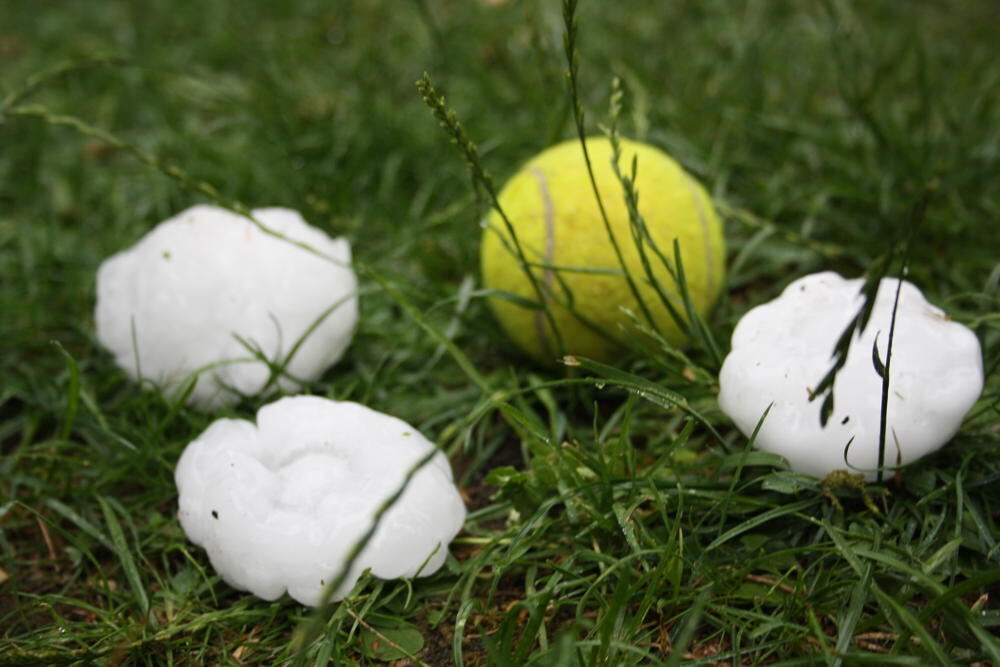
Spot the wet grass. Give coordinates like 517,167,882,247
2,0,998,664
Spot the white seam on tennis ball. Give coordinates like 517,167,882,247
531,167,557,359
681,172,717,300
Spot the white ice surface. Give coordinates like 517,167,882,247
718,272,983,479
95,205,358,409
175,396,467,606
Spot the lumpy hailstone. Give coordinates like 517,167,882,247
95,205,358,409
718,272,983,480
175,396,467,606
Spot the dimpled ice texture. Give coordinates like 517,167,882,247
174,396,467,606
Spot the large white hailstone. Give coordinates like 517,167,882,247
95,205,358,410
174,396,467,607
718,271,983,480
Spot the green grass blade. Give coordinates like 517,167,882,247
835,561,872,658
664,587,710,667
50,341,80,442
97,496,149,618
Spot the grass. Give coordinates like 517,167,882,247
2,0,998,664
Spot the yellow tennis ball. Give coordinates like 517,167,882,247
480,136,726,364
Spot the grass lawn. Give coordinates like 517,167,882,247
2,0,998,664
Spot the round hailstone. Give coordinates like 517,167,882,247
95,205,358,410
718,271,983,480
174,396,467,606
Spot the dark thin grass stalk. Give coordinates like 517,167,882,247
871,274,905,484
811,187,930,428
561,0,659,333
808,0,938,431
808,252,890,427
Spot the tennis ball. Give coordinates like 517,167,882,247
480,136,725,364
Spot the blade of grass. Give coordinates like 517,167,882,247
561,0,660,336
2,104,347,267
415,72,568,359
97,495,150,618
705,499,817,552
50,341,80,442
664,586,711,667
290,445,442,665
834,560,873,662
